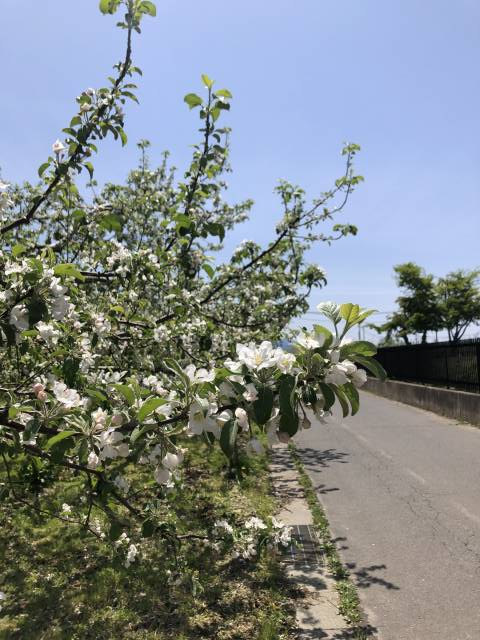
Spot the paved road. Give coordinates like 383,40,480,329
295,391,480,640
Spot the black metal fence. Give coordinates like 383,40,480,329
375,339,480,394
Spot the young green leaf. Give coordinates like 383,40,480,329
138,397,167,422
114,384,136,407
184,93,203,109
201,74,214,89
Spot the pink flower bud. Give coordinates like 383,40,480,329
33,383,45,396
37,391,47,402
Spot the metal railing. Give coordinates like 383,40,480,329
375,339,480,394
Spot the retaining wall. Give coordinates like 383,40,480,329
364,378,480,426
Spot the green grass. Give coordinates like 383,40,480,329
0,445,297,640
288,444,374,639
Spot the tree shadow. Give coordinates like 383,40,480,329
346,562,400,591
297,446,351,468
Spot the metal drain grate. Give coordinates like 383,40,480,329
283,524,324,568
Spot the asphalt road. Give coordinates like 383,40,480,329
295,391,480,640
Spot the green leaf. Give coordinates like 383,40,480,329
45,431,77,450
206,222,225,241
12,244,26,258
332,386,349,418
139,1,156,16
85,388,108,403
220,419,238,461
342,382,360,416
38,162,50,178
84,162,94,179
1,322,16,347
142,518,157,537
26,297,48,326
99,0,121,14
63,357,80,388
318,383,336,411
253,385,274,426
53,263,86,281
109,520,123,541
278,374,298,436
23,417,41,443
354,355,387,381
202,264,215,279
340,340,377,358
215,89,232,99
138,397,167,422
99,213,123,232
313,325,334,349
184,93,203,109
118,128,128,146
339,303,360,325
114,384,136,407
201,74,213,89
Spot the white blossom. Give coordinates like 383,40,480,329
296,331,326,350
125,543,138,568
235,407,249,431
184,364,215,384
154,466,172,485
87,451,100,469
162,450,184,470
243,383,258,402
52,139,66,154
352,368,367,387
97,428,129,460
9,305,29,331
36,321,60,346
113,474,130,494
245,516,267,530
236,341,278,371
52,381,82,408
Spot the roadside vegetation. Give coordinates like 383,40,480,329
0,443,298,640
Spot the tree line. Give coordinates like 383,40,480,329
375,262,480,344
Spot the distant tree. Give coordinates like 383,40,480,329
436,269,480,342
375,262,441,344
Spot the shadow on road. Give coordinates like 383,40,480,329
298,446,351,468
346,562,400,591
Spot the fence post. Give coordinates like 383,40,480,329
476,341,480,393
444,346,449,389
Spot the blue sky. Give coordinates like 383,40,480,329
2,0,479,339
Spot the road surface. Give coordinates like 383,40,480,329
295,391,480,640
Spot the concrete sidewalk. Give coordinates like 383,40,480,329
270,444,352,639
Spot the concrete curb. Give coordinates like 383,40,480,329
270,444,350,639
364,377,480,426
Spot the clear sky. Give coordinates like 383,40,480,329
2,0,479,339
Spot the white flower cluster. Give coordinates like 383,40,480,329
114,532,139,568
236,341,296,374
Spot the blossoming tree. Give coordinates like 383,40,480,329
0,0,385,567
